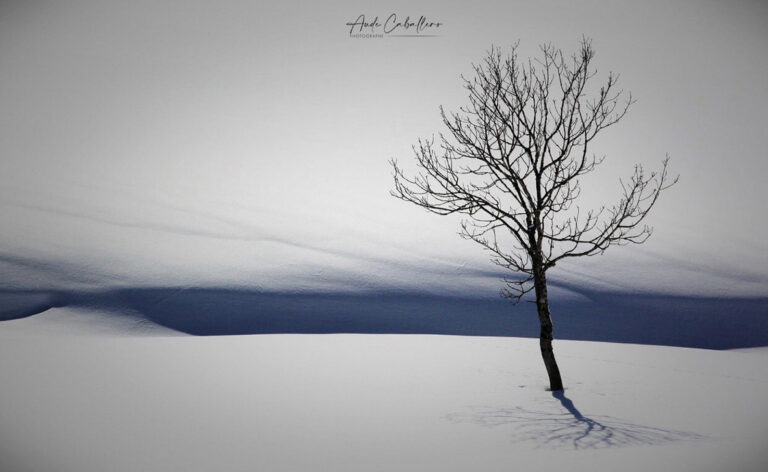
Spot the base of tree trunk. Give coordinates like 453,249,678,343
540,337,564,391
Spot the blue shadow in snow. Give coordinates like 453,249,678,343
1,285,767,349
447,391,706,449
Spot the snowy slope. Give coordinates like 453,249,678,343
0,320,766,472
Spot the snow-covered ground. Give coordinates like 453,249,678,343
0,310,767,472
1,2,767,471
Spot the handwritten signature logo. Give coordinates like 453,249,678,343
346,14,443,38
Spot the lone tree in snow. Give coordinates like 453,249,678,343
390,39,677,391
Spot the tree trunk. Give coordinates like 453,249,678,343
533,265,564,391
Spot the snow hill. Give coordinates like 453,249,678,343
1,318,767,472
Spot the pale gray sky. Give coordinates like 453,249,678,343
1,0,766,294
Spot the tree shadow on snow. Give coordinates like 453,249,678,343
447,391,706,449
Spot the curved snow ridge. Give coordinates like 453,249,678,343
0,290,64,321
3,286,767,350
0,305,183,337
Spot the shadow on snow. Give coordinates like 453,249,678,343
447,391,707,449
1,284,767,349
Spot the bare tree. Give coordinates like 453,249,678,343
390,39,677,391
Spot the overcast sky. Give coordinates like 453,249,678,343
0,0,766,295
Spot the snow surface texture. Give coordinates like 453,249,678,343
0,322,767,472
1,183,766,350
